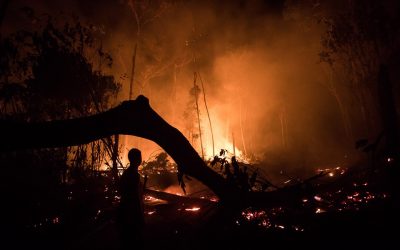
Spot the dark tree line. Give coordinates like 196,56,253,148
318,0,400,153
0,9,122,239
0,9,122,175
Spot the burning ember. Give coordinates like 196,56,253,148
185,207,201,212
238,207,305,232
209,197,219,202
314,195,322,202
145,195,159,202
304,182,389,213
235,165,390,233
52,217,60,224
316,166,347,178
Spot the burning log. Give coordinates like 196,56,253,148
144,188,212,205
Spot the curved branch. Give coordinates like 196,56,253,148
0,95,308,208
0,95,242,204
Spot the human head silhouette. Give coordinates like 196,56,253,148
128,148,142,169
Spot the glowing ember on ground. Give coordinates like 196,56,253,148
293,226,304,232
239,207,285,230
145,195,159,201
314,195,322,201
242,210,266,221
52,217,60,224
235,174,391,232
316,166,347,177
308,184,390,213
185,207,201,212
210,197,219,202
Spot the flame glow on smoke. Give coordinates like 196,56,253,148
201,112,245,159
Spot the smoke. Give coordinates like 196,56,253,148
3,0,353,174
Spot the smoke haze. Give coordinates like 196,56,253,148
2,0,362,175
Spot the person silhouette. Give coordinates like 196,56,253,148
117,148,145,250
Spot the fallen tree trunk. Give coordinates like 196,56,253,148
0,95,305,208
144,188,212,205
0,96,245,204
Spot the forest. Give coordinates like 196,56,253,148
0,0,399,249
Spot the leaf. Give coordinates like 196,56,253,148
211,156,218,167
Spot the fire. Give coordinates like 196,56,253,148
199,112,246,160
163,185,185,196
316,166,347,178
144,195,160,202
210,197,219,202
52,217,60,224
314,195,322,202
185,207,200,212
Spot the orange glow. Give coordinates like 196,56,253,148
52,217,60,224
200,113,245,159
314,195,322,201
185,207,200,212
210,197,219,202
144,195,160,202
163,185,184,196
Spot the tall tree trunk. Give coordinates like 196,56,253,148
239,98,247,156
111,134,120,180
193,73,204,159
128,43,138,100
198,72,215,157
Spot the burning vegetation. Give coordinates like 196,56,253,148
0,0,399,249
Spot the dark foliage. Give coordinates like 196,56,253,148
0,9,121,246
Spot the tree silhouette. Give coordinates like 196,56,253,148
0,10,121,184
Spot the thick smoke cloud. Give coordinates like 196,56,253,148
3,0,353,175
